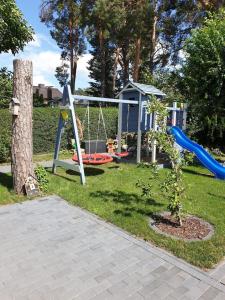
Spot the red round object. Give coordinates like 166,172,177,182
114,151,129,158
72,153,113,165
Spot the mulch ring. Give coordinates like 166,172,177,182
149,212,214,242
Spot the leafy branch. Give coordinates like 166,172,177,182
137,96,193,226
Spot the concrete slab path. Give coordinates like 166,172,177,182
0,159,73,174
0,196,224,300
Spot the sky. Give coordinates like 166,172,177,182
0,0,91,90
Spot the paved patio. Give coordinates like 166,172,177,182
0,196,224,300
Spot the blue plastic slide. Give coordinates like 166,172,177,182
170,126,225,180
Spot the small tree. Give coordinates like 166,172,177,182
0,0,33,54
137,97,192,226
182,9,225,147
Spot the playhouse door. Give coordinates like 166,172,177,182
128,104,138,132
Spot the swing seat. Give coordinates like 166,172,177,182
72,153,113,165
114,151,129,158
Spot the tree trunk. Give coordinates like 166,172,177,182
112,47,120,96
99,29,106,97
69,16,75,94
121,44,129,86
133,37,141,82
149,14,158,74
72,19,79,93
11,60,33,194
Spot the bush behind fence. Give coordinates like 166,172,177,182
0,106,118,162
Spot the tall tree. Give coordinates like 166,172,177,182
0,0,33,54
40,0,85,93
81,0,115,97
138,1,205,75
182,9,225,147
142,0,224,75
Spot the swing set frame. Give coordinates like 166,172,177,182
52,85,140,185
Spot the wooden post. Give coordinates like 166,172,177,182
172,101,177,126
182,103,187,130
137,92,142,163
52,113,64,174
11,60,33,194
146,112,153,157
70,105,86,185
151,112,157,163
117,94,123,153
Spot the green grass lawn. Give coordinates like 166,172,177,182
33,151,72,163
1,162,225,269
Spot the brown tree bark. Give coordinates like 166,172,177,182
112,47,120,95
99,28,106,97
11,60,33,194
69,16,75,94
133,37,141,82
121,43,130,86
149,10,158,74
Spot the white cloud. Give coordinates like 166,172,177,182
77,53,92,75
33,74,52,87
76,53,92,88
0,33,92,89
26,34,41,49
35,33,59,51
26,51,61,76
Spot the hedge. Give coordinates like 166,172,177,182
0,106,118,162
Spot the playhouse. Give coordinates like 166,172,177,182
117,81,187,164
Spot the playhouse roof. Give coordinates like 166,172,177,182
118,81,166,97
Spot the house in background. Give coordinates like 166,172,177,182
33,84,62,107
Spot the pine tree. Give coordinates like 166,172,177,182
88,34,115,98
40,0,86,93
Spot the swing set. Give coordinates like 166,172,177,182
52,85,137,184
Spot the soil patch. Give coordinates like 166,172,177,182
150,212,214,242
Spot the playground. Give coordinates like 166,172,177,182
1,67,225,270
1,3,225,299
1,61,225,272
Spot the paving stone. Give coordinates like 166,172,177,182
90,290,114,300
167,285,189,299
126,292,144,299
138,279,163,296
149,282,172,298
198,287,220,300
0,196,224,300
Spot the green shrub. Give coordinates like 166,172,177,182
34,165,49,192
0,112,11,162
0,106,118,162
33,108,66,154
0,132,11,162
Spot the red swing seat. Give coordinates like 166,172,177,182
114,151,129,158
72,153,113,165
